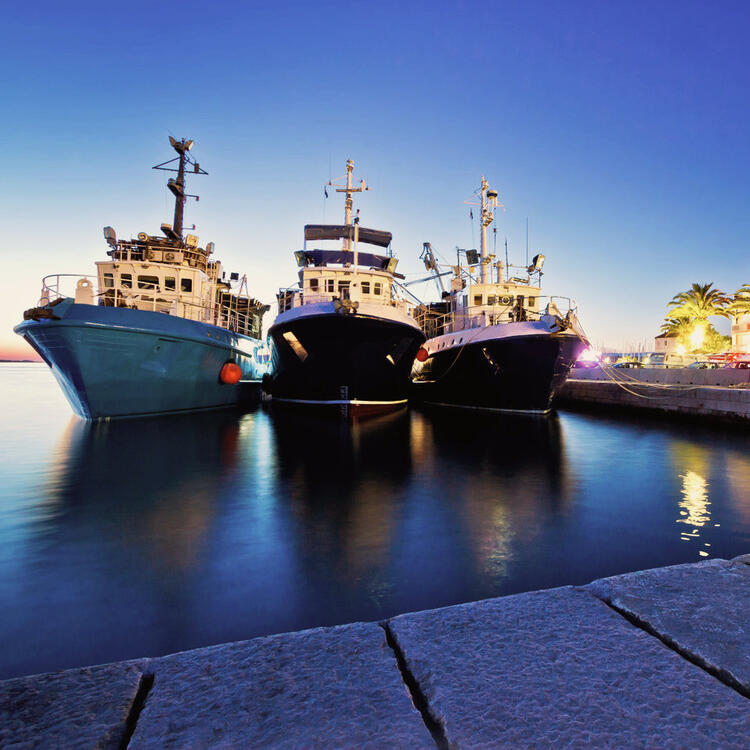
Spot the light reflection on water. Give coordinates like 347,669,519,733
670,442,717,556
1,363,750,679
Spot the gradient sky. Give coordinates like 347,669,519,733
2,0,748,358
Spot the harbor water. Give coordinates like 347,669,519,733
1,362,749,680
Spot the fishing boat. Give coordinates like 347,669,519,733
411,177,588,413
265,160,425,416
14,137,270,420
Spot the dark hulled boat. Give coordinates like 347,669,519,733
266,161,425,416
411,176,588,413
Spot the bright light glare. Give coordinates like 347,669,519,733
577,347,600,362
690,323,705,350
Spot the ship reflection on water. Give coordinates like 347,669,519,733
2,381,750,679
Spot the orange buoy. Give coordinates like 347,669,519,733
219,362,242,384
416,347,429,362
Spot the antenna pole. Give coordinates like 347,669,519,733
154,137,207,241
525,217,529,267
344,159,354,249
480,177,489,283
505,237,509,282
334,159,369,252
173,147,186,238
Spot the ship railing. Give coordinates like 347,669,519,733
39,275,262,338
414,296,579,338
107,283,263,337
39,274,99,305
110,282,263,337
276,287,416,314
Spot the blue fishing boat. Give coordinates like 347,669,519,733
14,137,270,419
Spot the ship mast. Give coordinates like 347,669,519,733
153,137,208,241
479,177,499,284
335,160,369,251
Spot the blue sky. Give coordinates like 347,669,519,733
2,0,748,356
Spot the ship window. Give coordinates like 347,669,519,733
361,281,370,294
325,279,335,292
103,273,114,288
487,295,496,305
165,277,176,291
120,273,132,289
338,281,350,293
309,278,319,291
374,282,382,295
181,278,193,292
138,275,159,290
474,295,482,306
528,296,535,306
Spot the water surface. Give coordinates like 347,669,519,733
1,362,749,679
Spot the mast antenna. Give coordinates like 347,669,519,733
153,137,208,240
525,217,529,267
464,177,500,284
328,159,370,250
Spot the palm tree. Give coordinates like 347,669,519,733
727,283,750,319
667,282,730,322
659,317,691,336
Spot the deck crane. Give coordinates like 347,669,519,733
403,242,451,297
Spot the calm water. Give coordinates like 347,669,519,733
1,362,749,679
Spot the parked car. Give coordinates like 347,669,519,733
613,361,643,368
573,360,599,369
688,361,720,369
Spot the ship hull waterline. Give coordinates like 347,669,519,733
266,311,425,418
14,299,269,420
411,330,587,414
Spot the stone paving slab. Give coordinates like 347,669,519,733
588,558,750,693
389,586,750,748
129,621,432,749
0,660,145,749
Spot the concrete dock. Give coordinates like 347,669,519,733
3,556,750,748
559,367,750,423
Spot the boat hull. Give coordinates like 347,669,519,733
411,327,587,413
267,311,425,413
14,299,270,419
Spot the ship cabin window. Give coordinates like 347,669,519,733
309,278,319,291
138,275,159,290
528,296,535,307
120,273,132,289
337,281,350,294
325,279,335,293
473,295,482,306
374,282,382,296
103,273,114,288
181,278,193,293
164,277,176,291
361,281,370,294
487,295,496,305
